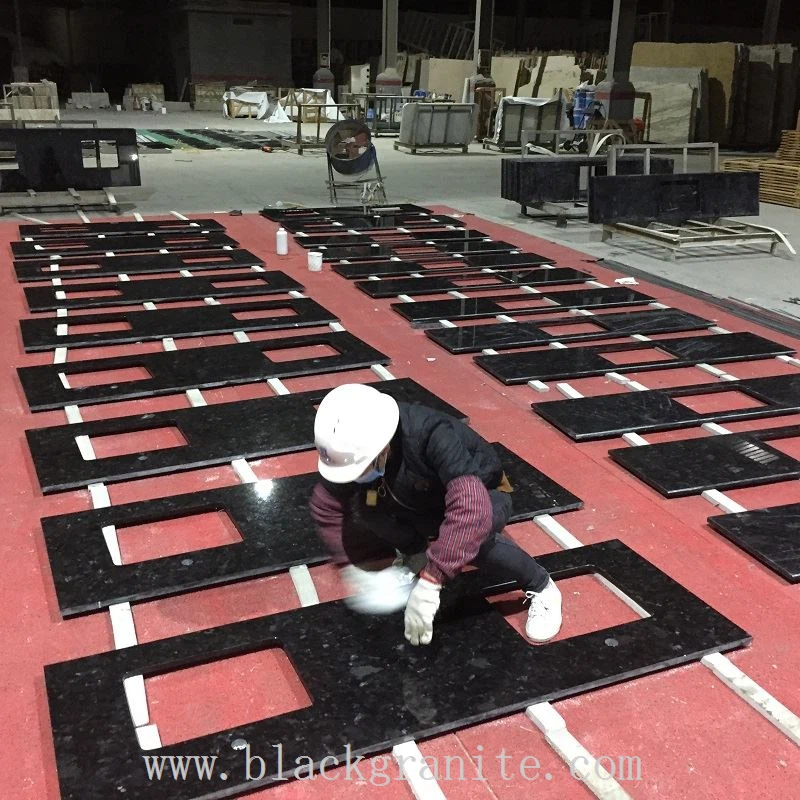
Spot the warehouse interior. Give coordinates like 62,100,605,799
2,2,800,800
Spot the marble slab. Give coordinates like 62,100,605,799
609,424,800,497
707,504,800,583
19,218,225,240
21,297,336,351
14,249,265,283
356,267,593,298
43,443,582,616
475,333,792,385
19,330,388,411
535,374,800,441
392,288,655,327
25,378,465,493
427,309,712,354
12,232,238,260
633,80,697,144
45,539,749,800
24,271,303,312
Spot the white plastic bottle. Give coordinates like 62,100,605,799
276,227,288,255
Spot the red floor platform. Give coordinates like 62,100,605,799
2,209,799,800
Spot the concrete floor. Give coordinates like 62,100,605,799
9,108,800,322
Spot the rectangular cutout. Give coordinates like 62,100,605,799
89,426,188,459
497,298,548,309
210,279,265,288
674,390,767,414
266,344,339,362
81,140,119,169
540,321,605,336
117,510,243,564
144,648,312,746
767,435,800,461
64,288,122,300
64,321,132,335
232,307,297,321
66,366,152,389
603,346,677,366
0,141,18,170
488,573,647,644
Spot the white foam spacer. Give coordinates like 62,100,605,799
702,422,732,435
392,741,448,800
124,675,150,728
481,348,498,356
556,382,583,399
118,273,130,282
289,565,320,607
625,381,649,392
605,372,630,384
697,363,728,377
88,482,111,509
102,525,122,565
447,291,468,299
438,319,456,328
648,302,669,309
185,388,207,407
135,725,163,751
288,290,305,299
586,280,608,288
267,378,290,395
55,290,66,301
328,322,345,332
143,302,157,311
179,269,193,277
709,326,730,334
534,514,584,549
398,294,415,303
53,347,68,364
701,489,747,514
162,338,177,351
519,285,540,293
109,602,138,649
204,296,220,305
371,364,396,380
631,333,651,341
76,434,96,461
233,331,250,343
528,380,550,392
231,458,258,483
622,432,650,447
496,314,516,322
56,324,68,336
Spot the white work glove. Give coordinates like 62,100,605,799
404,577,442,646
340,564,416,615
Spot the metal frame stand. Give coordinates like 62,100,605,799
326,144,387,205
0,187,119,216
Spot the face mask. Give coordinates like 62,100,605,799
354,466,384,484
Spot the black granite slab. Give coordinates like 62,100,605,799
588,172,760,225
475,333,793,385
535,374,800,441
25,378,465,493
19,330,389,410
333,257,554,279
609,424,800,497
392,287,655,327
281,214,465,234
260,203,431,222
320,242,456,263
422,239,518,255
14,249,264,283
24,271,303,312
356,268,594,298
294,230,489,250
21,297,336,352
462,252,554,269
707,504,800,583
43,443,581,616
11,232,238,260
19,219,225,240
45,539,749,800
427,309,713,354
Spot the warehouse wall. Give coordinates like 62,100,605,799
187,8,292,85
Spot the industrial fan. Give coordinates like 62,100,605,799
325,119,387,205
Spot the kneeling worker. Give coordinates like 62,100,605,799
310,383,562,646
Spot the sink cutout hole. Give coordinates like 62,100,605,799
266,344,338,362
211,279,267,288
143,648,312,747
765,435,800,461
117,510,242,564
539,321,605,336
63,288,121,300
674,390,767,414
603,346,677,366
488,573,648,644
67,366,152,388
232,307,297,321
64,320,132,335
89,426,188,459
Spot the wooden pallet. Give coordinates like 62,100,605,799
759,161,800,208
776,130,800,162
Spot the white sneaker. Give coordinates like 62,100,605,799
341,565,417,615
524,578,562,642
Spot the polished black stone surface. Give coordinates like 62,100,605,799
45,539,749,800
462,252,554,269
588,172,760,224
21,297,335,351
260,203,431,222
333,260,474,279
43,443,581,616
392,287,655,327
11,232,238,260
707,504,800,583
26,378,465,493
423,239,517,255
24,271,303,311
281,214,465,234
19,218,225,240
14,249,264,283
535,374,800,441
19,330,388,410
295,230,489,250
0,128,140,192
320,242,456,263
475,332,793,385
356,267,593,298
427,309,713,353
609,424,800,497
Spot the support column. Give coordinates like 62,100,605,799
312,0,335,93
761,0,782,44
376,0,401,94
595,0,637,120
514,0,526,51
12,0,28,82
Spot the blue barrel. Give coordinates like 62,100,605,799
573,87,596,129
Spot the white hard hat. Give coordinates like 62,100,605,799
314,384,400,483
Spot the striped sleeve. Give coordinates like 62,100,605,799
423,474,493,584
